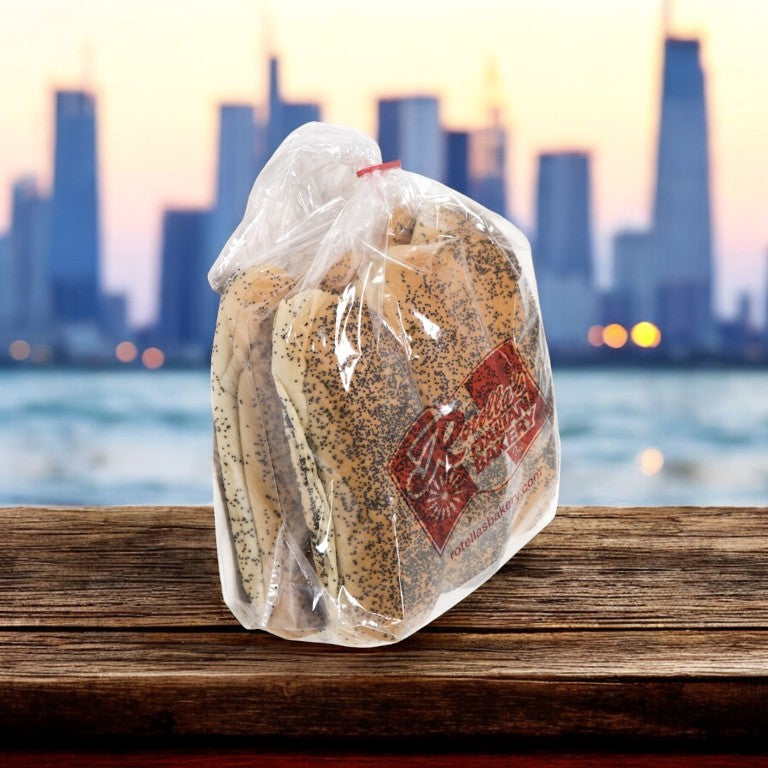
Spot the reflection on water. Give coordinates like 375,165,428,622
554,368,768,505
0,370,212,506
0,368,766,507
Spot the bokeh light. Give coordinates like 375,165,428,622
638,447,665,476
602,324,628,349
587,325,604,346
141,347,165,369
631,321,662,348
9,339,30,361
115,341,138,363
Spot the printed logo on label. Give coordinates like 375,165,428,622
388,338,550,555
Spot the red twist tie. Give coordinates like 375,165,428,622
356,160,401,177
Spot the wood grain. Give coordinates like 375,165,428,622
2,630,767,741
1,505,767,747
1,506,767,629
5,629,768,678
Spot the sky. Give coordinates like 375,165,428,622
1,0,767,327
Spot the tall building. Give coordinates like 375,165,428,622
207,105,260,349
267,57,321,156
469,125,507,217
282,102,321,137
718,290,755,358
100,292,130,342
611,229,657,327
377,97,444,181
158,209,212,357
652,37,715,352
535,152,594,281
764,249,768,345
534,151,597,353
210,104,257,256
0,234,11,337
267,57,282,156
445,131,470,196
444,124,508,218
470,59,509,217
736,292,752,333
49,89,101,323
7,177,50,335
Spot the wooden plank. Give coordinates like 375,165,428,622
1,506,767,630
1,506,767,747
0,506,230,627
2,630,767,741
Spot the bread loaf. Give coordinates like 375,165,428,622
271,282,443,642
382,201,557,590
212,266,322,635
209,124,559,646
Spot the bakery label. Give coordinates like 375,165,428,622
388,338,549,555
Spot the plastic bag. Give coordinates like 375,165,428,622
209,122,560,646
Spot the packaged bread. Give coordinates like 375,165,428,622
209,123,560,646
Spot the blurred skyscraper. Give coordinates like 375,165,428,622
210,104,258,256
535,151,597,353
468,65,508,217
159,209,211,357
652,37,715,352
267,57,282,155
468,124,507,217
205,104,262,354
764,250,768,345
100,292,130,343
445,131,469,195
267,57,321,155
48,89,101,324
378,97,444,181
6,178,50,336
0,234,11,337
611,229,657,327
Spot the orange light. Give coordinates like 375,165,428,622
602,323,628,349
630,321,661,348
587,325,604,346
9,339,30,361
638,447,664,476
141,347,165,369
115,340,138,363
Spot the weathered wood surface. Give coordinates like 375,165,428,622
4,505,767,629
1,505,767,747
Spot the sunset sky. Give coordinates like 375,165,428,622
2,0,767,326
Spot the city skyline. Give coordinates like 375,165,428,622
1,0,767,329
0,44,764,362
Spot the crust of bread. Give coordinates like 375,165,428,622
271,284,443,642
213,265,325,634
389,202,557,589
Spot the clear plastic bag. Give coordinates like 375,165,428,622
209,122,560,646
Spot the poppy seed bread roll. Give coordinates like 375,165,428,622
378,240,492,401
212,266,322,634
378,202,557,589
212,268,292,601
236,315,323,635
271,283,443,643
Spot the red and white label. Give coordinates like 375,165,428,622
388,338,550,555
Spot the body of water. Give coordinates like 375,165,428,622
1,368,766,507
